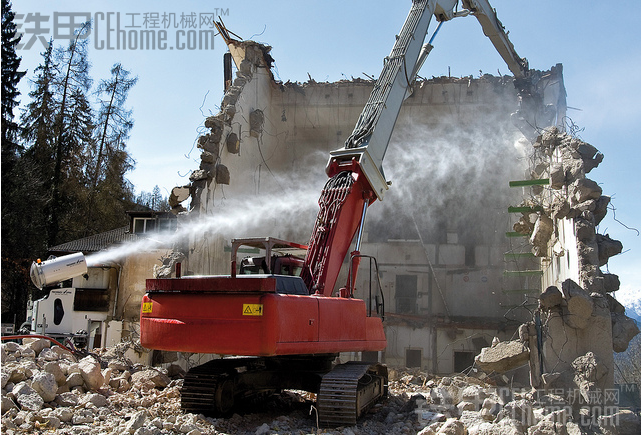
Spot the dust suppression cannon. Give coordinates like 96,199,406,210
30,252,88,289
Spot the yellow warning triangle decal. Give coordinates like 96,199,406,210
243,305,253,314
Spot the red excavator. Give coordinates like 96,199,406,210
140,0,532,426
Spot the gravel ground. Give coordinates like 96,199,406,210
2,339,639,434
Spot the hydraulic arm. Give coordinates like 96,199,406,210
301,0,529,297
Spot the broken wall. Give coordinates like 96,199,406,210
170,38,568,375
493,127,639,404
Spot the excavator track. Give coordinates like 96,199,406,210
181,359,233,415
180,355,332,416
317,362,388,427
181,357,386,426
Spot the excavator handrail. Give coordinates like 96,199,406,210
347,254,385,321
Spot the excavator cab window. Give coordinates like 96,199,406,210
273,255,304,276
239,255,304,276
239,256,268,274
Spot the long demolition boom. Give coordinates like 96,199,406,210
301,0,529,296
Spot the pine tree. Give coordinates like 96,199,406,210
1,0,27,250
91,63,137,190
47,21,92,246
85,63,137,234
1,0,29,325
1,0,25,152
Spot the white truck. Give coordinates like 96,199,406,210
27,253,121,349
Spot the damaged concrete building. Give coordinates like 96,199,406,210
165,34,588,378
482,126,640,403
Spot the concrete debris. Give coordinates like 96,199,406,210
529,214,553,257
2,340,626,435
573,217,595,242
169,185,190,214
175,40,277,216
548,162,565,189
602,273,620,292
153,251,186,279
0,343,630,435
200,150,216,164
569,178,602,206
611,312,641,353
598,409,641,435
592,195,610,224
474,340,530,373
561,279,594,329
513,213,534,235
595,233,623,266
539,286,563,310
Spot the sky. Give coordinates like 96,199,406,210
12,1,641,309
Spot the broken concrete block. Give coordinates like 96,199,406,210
200,151,215,164
244,44,266,65
576,142,603,173
513,214,534,235
561,279,594,329
497,399,534,428
78,355,104,391
169,186,189,206
474,340,529,373
197,134,220,154
551,198,571,220
592,195,610,224
250,109,264,137
549,162,565,189
221,86,242,107
131,369,170,389
602,273,620,293
611,312,640,353
204,116,225,135
605,294,625,315
581,274,604,294
233,77,247,88
539,286,563,309
569,178,602,205
596,233,622,266
189,169,209,182
539,127,561,149
199,161,216,175
530,214,553,257
226,132,240,154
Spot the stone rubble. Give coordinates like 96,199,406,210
2,339,639,434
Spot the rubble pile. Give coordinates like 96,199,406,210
2,339,639,434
